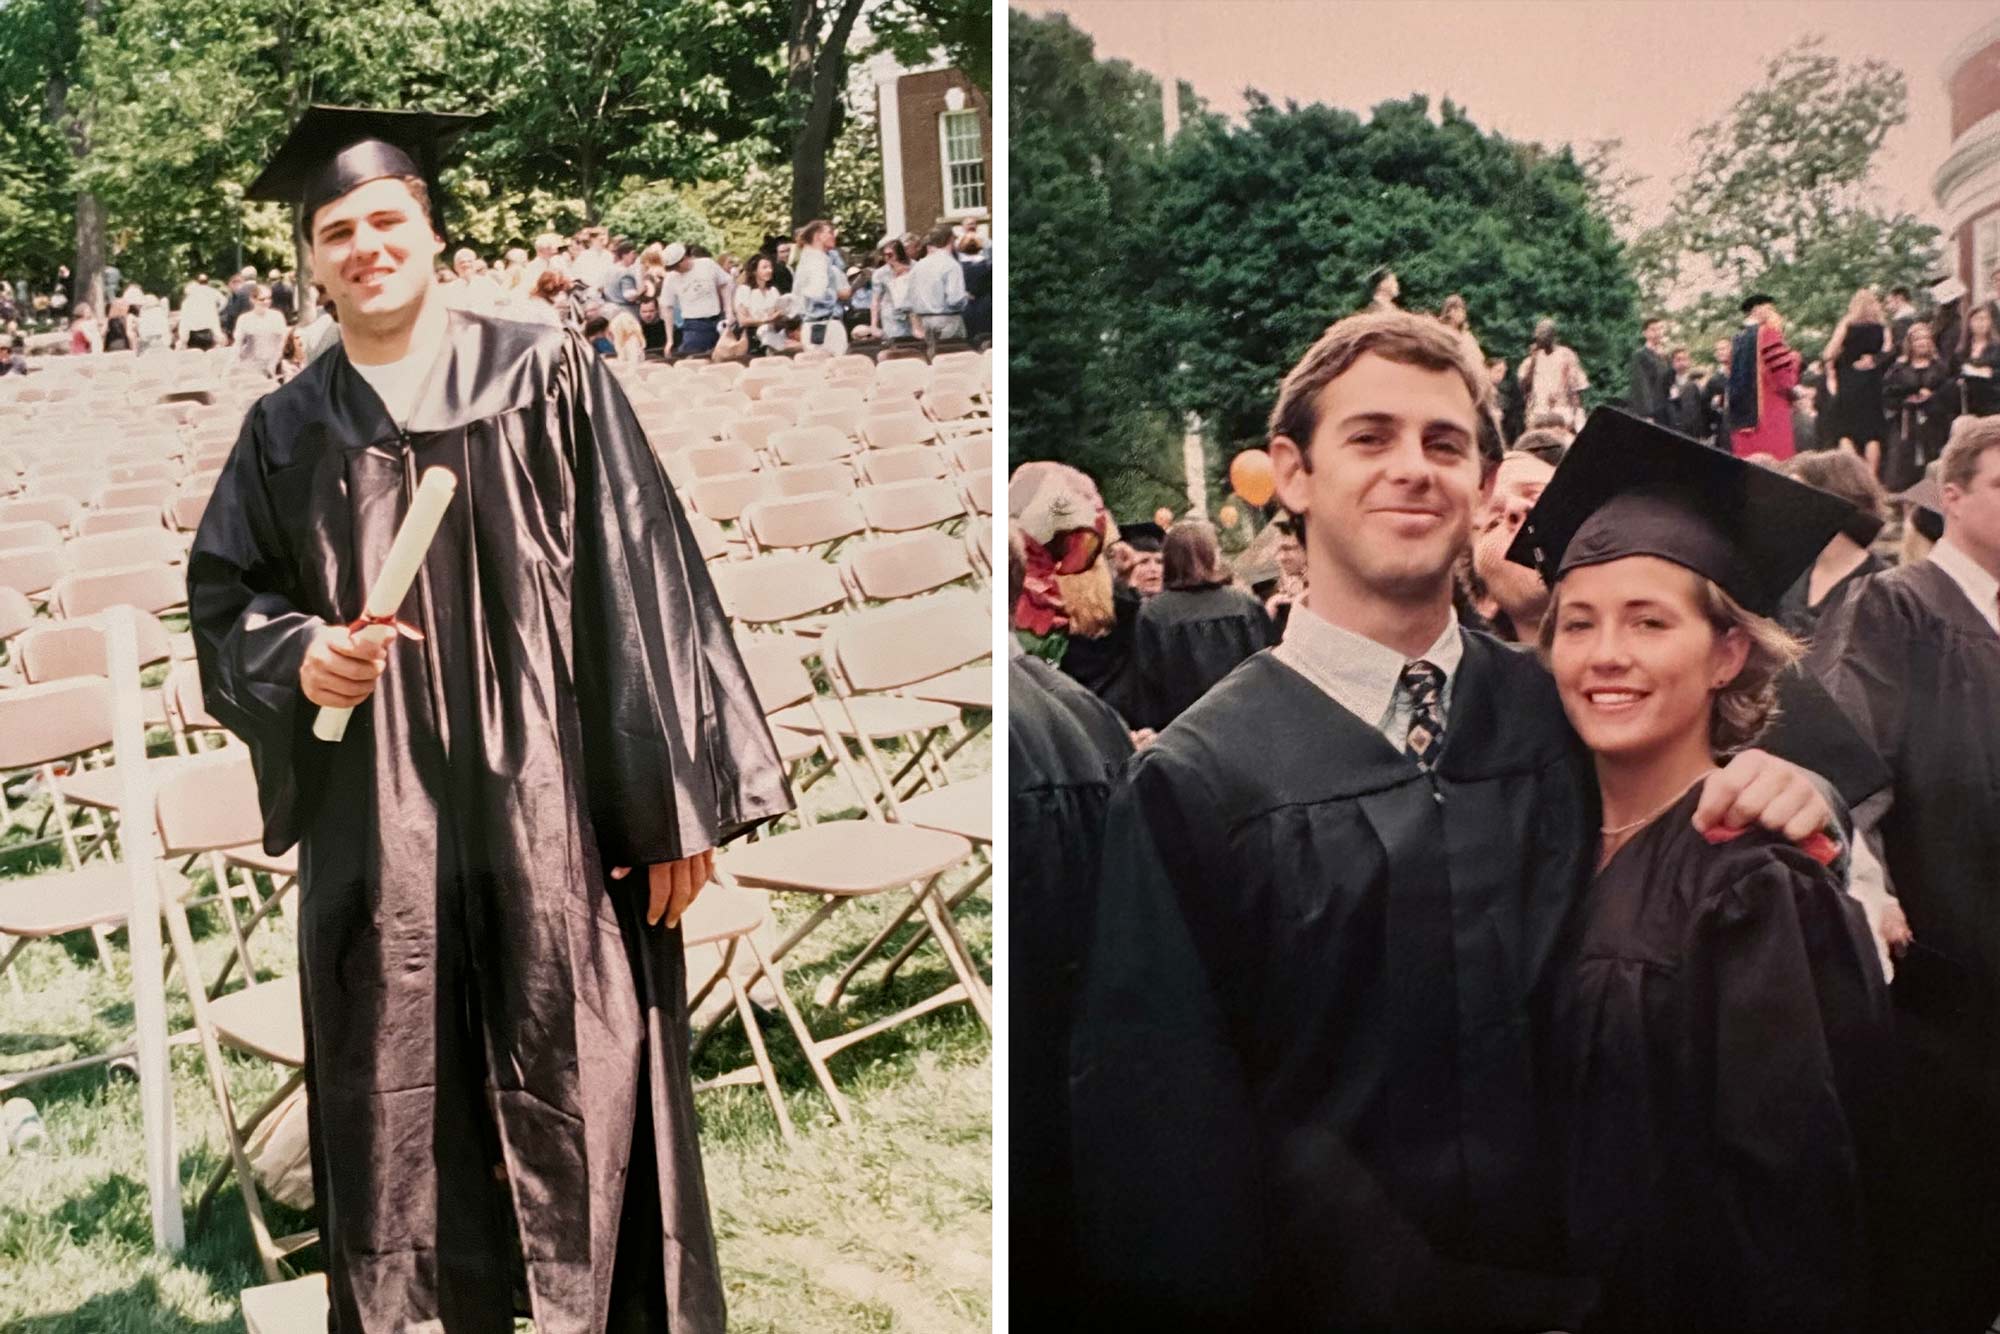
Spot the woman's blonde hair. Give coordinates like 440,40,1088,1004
1538,566,1803,756
609,312,645,361
1846,287,1884,325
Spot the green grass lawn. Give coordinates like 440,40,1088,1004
0,723,992,1333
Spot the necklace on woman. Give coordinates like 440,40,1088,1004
1600,770,1716,839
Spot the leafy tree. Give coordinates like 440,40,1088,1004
601,182,725,253
1635,37,1942,357
784,0,987,229
1013,12,1640,516
1136,94,1641,462
693,111,885,258
0,0,79,290
1008,11,1179,518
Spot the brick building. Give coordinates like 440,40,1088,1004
1937,16,2000,302
871,57,992,242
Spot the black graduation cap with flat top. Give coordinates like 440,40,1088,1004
245,105,483,238
1504,407,1859,617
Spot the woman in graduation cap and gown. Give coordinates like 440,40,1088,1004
188,108,790,1334
1507,416,1889,1332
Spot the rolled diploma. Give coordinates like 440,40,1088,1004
312,466,459,742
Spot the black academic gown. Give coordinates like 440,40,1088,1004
1557,788,1887,1334
1070,641,1599,1332
1880,360,1951,492
1007,652,1134,1331
1058,582,1143,727
1807,559,2000,1334
1130,583,1274,730
188,311,792,1334
1775,553,1885,642
1627,345,1674,424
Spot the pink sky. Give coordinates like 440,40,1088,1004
1012,0,1991,233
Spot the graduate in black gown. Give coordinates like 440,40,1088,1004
1776,450,1888,640
1807,414,2000,1334
190,108,790,1333
1129,519,1273,729
1508,417,1888,1333
1068,318,1836,1332
1880,322,1953,492
1005,529,1135,1332
1057,520,1160,727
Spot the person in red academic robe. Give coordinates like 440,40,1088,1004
1728,293,1801,461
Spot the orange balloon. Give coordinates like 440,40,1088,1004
1218,504,1240,528
1230,449,1275,507
1153,506,1174,528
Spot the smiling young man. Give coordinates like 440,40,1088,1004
1066,310,1835,1331
187,107,789,1334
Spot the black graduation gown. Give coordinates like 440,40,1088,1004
187,311,792,1334
1760,664,1892,811
1130,584,1274,731
1807,559,2000,1333
1880,360,1950,492
1070,641,1600,1332
1057,582,1143,726
1956,343,2000,418
1774,553,1885,642
1557,788,1887,1334
1006,652,1133,1331
1627,345,1674,424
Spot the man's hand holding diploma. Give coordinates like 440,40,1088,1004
301,622,401,708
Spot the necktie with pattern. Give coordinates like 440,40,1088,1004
1400,659,1446,772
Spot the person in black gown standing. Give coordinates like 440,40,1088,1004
1777,450,1888,639
1881,322,1953,491
1827,288,1893,475
191,107,790,1334
1808,414,2000,1334
1956,304,2000,418
1509,418,1888,1334
1129,519,1273,730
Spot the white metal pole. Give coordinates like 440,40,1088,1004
107,605,183,1252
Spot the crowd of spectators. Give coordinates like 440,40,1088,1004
1,212,997,380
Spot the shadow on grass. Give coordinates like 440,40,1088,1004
3,1277,239,1334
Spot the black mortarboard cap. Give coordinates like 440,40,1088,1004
1894,476,1942,518
1505,407,1854,617
246,105,483,237
1896,476,1945,542
1739,292,1776,314
1116,521,1166,552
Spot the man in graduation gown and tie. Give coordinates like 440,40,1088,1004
188,107,791,1333
1067,309,1838,1331
1807,414,2000,1334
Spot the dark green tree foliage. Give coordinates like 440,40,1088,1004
1633,37,1941,358
1008,11,1183,518
0,0,81,284
1140,94,1640,458
1011,10,1640,515
4,0,985,296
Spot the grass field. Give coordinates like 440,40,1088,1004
0,717,992,1334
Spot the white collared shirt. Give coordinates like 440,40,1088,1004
1271,600,1464,747
1928,535,2000,635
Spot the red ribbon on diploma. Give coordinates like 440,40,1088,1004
347,612,425,642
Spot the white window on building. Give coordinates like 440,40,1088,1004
939,108,987,216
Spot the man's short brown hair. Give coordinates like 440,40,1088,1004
1941,415,2000,492
1267,309,1495,465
